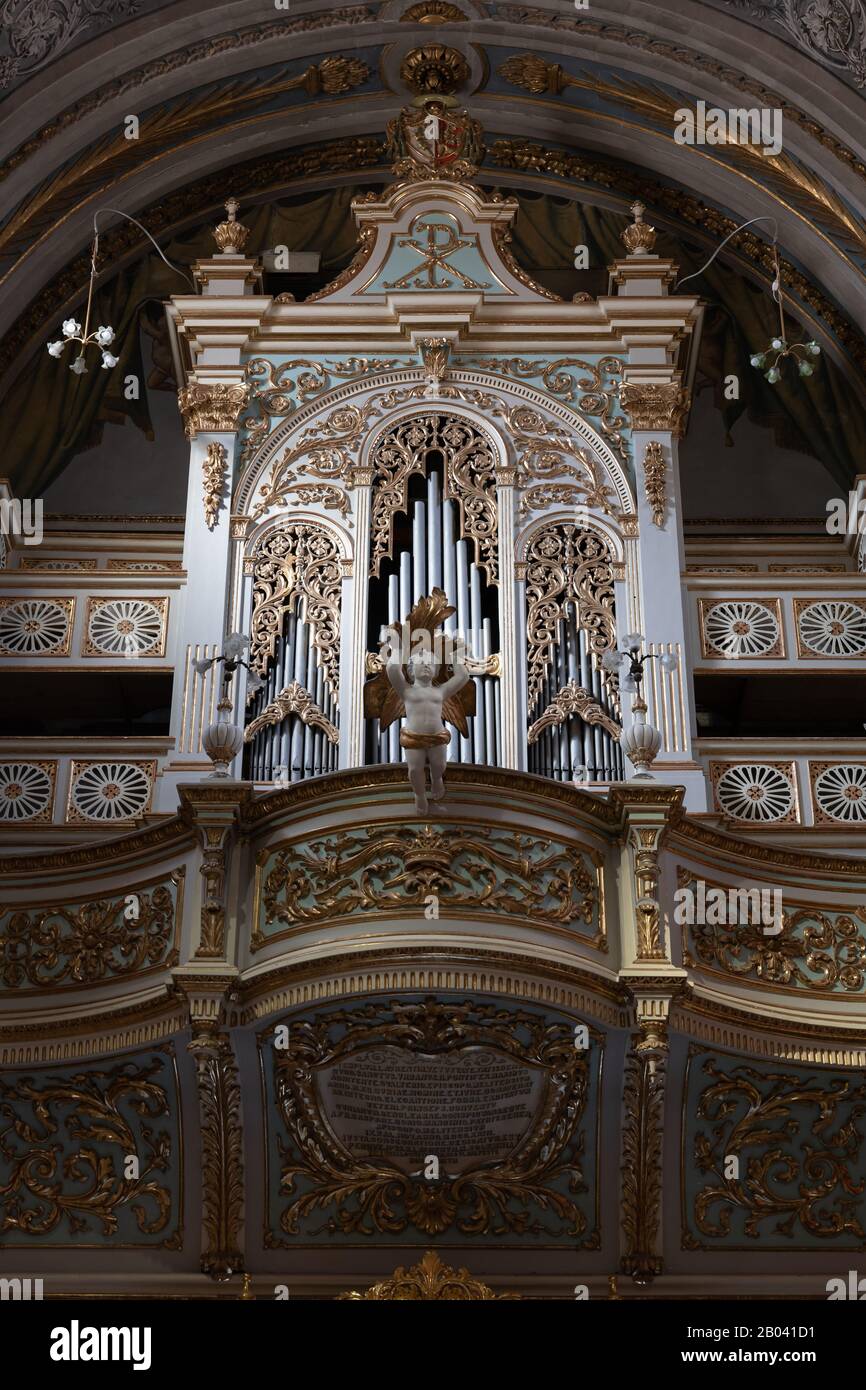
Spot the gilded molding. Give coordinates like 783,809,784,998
202,442,228,529
642,440,666,526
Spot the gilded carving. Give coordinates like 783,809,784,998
619,382,689,436
528,681,621,744
621,200,657,256
620,1020,667,1280
642,440,666,526
339,1250,520,1300
630,825,666,961
189,1024,244,1279
524,522,616,715
196,825,231,960
369,414,499,584
244,680,339,745
178,383,249,439
247,522,342,693
240,356,396,467
687,1051,866,1247
202,441,228,529
679,869,866,993
258,822,599,939
0,1057,178,1245
266,998,597,1242
253,401,379,515
212,197,249,254
0,879,181,991
468,359,627,464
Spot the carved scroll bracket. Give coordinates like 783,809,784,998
612,791,682,966
178,783,252,960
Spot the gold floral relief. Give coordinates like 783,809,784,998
263,997,599,1244
247,522,341,695
684,1049,866,1250
368,414,499,584
0,1052,180,1248
338,1250,520,1299
255,821,601,945
524,522,616,715
0,873,182,994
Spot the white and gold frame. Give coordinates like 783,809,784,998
809,761,866,825
698,598,784,660
0,759,58,823
0,596,75,656
709,760,799,826
794,598,866,659
81,597,169,658
66,759,157,825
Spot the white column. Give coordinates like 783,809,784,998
620,391,707,810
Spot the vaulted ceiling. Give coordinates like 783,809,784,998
2,0,863,503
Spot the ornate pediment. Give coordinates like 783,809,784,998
310,179,556,302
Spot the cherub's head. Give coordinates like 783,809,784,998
409,651,437,686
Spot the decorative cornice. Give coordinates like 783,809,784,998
178,384,249,439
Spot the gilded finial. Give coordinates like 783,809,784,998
240,1273,254,1300
608,1274,620,1300
621,200,657,256
213,195,250,255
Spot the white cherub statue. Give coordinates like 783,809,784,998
380,627,470,813
364,590,475,814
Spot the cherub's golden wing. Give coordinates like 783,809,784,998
363,588,469,733
441,683,476,737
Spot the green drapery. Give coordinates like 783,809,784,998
5,183,862,498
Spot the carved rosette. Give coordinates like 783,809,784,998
619,382,689,436
202,442,227,530
178,383,249,439
642,440,666,527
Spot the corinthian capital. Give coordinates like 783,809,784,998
178,382,249,439
619,382,689,436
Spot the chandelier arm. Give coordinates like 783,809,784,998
674,216,778,292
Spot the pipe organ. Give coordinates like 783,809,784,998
243,521,342,783
186,166,705,806
365,413,501,768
